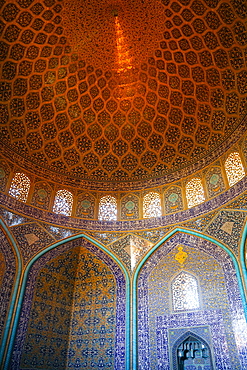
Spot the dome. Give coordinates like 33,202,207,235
0,2,247,369
0,0,246,192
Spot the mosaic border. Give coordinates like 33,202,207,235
158,312,230,370
0,230,16,344
0,176,246,232
1,117,246,191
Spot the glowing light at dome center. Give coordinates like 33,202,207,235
114,16,133,73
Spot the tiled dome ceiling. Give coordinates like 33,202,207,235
0,0,246,189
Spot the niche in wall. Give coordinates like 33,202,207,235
137,232,246,370
11,238,126,370
173,331,214,370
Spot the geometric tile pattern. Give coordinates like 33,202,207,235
11,238,126,370
10,222,55,264
0,0,246,189
0,208,32,227
205,209,246,255
9,206,245,271
157,313,233,370
0,180,246,233
0,185,246,272
0,229,16,343
226,192,247,210
132,227,174,244
164,185,184,214
108,234,153,272
181,211,219,232
0,159,11,192
39,222,80,241
205,165,226,198
19,248,78,369
68,247,117,369
19,247,116,369
137,232,247,370
108,235,132,272
120,194,140,220
31,181,53,210
86,232,126,246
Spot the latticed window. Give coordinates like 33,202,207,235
9,173,31,202
53,189,73,216
185,178,205,208
225,152,245,187
143,192,162,218
98,195,117,221
172,271,200,311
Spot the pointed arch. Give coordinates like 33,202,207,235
0,218,22,370
2,234,130,370
172,331,214,370
185,178,205,208
240,222,247,286
31,181,52,210
164,185,183,214
76,192,96,218
132,228,247,370
98,195,117,221
53,189,73,216
224,151,245,186
143,191,162,218
121,194,140,220
9,173,31,202
205,166,225,197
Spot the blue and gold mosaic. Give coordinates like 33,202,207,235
11,222,55,264
138,232,246,370
31,182,53,211
164,185,184,214
11,238,126,370
0,177,246,370
0,229,16,342
205,210,246,255
205,166,226,198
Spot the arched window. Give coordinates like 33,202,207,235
172,271,200,311
225,152,245,186
9,172,31,202
143,191,162,218
98,195,117,221
53,189,73,216
185,178,205,208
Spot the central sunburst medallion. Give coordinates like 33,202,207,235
62,0,166,71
